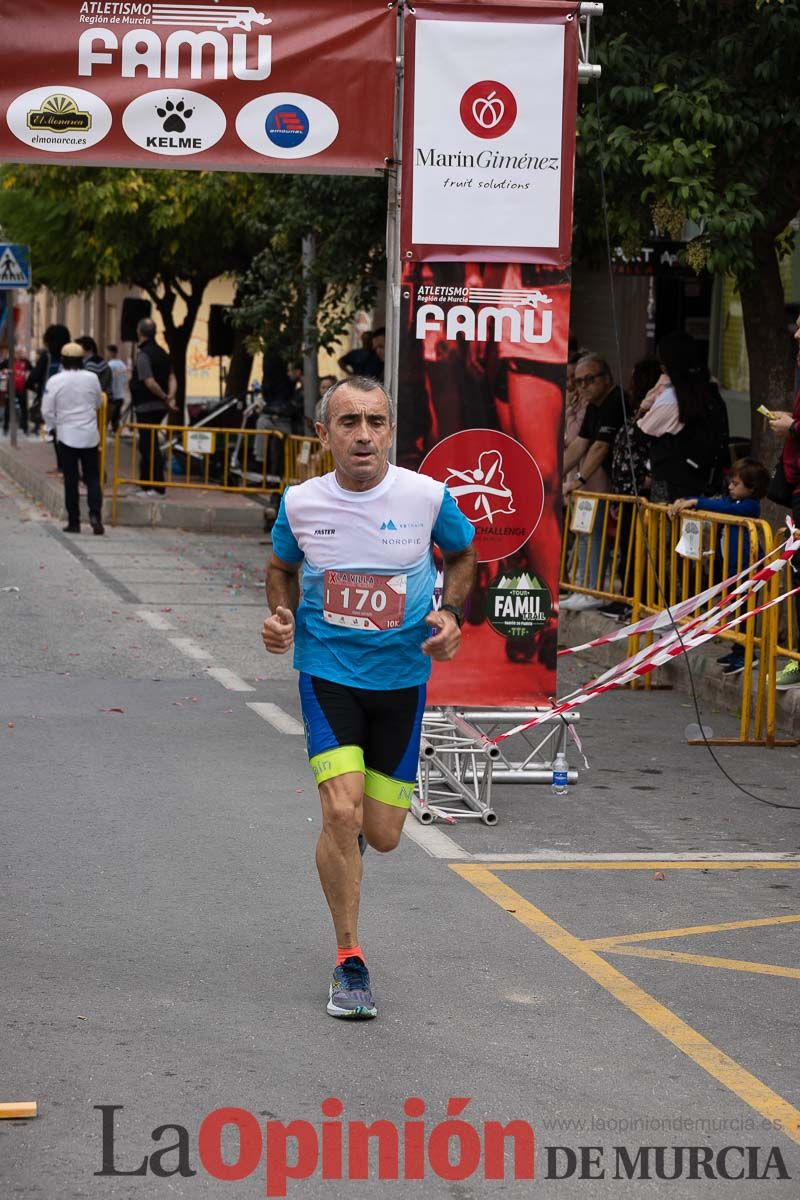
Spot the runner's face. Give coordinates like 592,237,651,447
317,388,394,490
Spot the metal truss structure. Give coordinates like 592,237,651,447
413,707,580,826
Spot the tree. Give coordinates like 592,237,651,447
0,166,270,403
233,174,387,363
575,0,800,448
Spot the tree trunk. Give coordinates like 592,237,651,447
737,232,795,461
224,330,254,399
147,277,209,419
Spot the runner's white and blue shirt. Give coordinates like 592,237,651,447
271,464,474,689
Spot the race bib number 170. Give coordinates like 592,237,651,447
323,571,407,631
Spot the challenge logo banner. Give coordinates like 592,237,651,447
399,260,570,707
0,0,394,172
402,1,579,264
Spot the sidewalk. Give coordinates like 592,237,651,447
0,432,269,534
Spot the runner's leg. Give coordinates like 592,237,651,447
316,772,365,949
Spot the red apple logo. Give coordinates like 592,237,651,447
460,80,517,140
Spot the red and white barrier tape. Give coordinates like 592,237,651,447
493,520,799,742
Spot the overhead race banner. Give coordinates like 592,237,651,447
401,0,579,265
398,260,570,707
0,0,394,173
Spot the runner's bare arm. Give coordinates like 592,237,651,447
423,544,477,661
263,554,301,654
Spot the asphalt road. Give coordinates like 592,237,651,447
2,469,800,1199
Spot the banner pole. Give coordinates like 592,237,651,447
7,289,18,449
386,2,404,463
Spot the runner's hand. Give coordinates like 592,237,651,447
262,606,295,654
422,609,461,660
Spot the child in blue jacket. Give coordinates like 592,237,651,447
669,457,770,675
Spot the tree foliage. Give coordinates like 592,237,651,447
0,165,269,399
575,0,800,431
233,174,387,362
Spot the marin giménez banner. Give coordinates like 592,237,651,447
397,260,570,708
0,0,394,173
401,0,579,265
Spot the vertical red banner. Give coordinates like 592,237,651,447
397,262,569,706
399,2,578,706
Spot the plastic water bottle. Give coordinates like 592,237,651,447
551,751,569,797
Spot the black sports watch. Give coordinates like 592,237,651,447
440,603,465,628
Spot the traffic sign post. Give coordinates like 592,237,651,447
0,245,31,450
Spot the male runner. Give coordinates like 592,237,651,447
262,376,476,1019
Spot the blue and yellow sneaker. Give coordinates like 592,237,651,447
327,956,377,1019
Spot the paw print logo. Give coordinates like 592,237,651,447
156,98,194,134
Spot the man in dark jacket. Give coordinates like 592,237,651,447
76,336,114,402
130,318,177,497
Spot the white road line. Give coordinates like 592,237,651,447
205,667,255,692
246,702,304,735
168,636,213,661
137,609,175,631
402,819,471,859
468,851,800,863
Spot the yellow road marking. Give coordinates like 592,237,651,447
586,913,800,950
604,944,800,980
477,861,800,871
452,864,800,1145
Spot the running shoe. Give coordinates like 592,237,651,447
327,956,377,1020
721,656,756,677
716,650,737,664
775,659,800,690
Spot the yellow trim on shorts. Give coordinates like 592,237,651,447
364,768,416,810
310,745,365,785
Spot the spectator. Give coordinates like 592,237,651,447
636,331,730,504
318,374,337,399
767,315,800,689
370,327,386,384
561,355,626,610
597,358,662,619
669,457,770,676
41,342,104,535
105,343,129,431
76,336,113,400
338,331,378,378
563,352,587,489
1,349,32,435
130,318,177,497
26,324,71,468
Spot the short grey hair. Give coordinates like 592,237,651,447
316,375,396,427
576,353,612,379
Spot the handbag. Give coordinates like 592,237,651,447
767,457,794,507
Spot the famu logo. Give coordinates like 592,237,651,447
416,288,553,345
487,570,551,638
27,94,91,132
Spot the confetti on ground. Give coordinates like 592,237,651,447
98,708,125,714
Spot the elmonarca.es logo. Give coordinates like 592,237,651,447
6,86,112,152
459,80,517,139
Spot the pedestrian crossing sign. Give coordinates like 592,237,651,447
0,244,31,288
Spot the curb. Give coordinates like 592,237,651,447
0,442,267,535
559,609,800,741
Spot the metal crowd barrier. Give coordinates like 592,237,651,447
560,491,642,608
560,492,795,746
110,420,286,524
283,434,334,485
